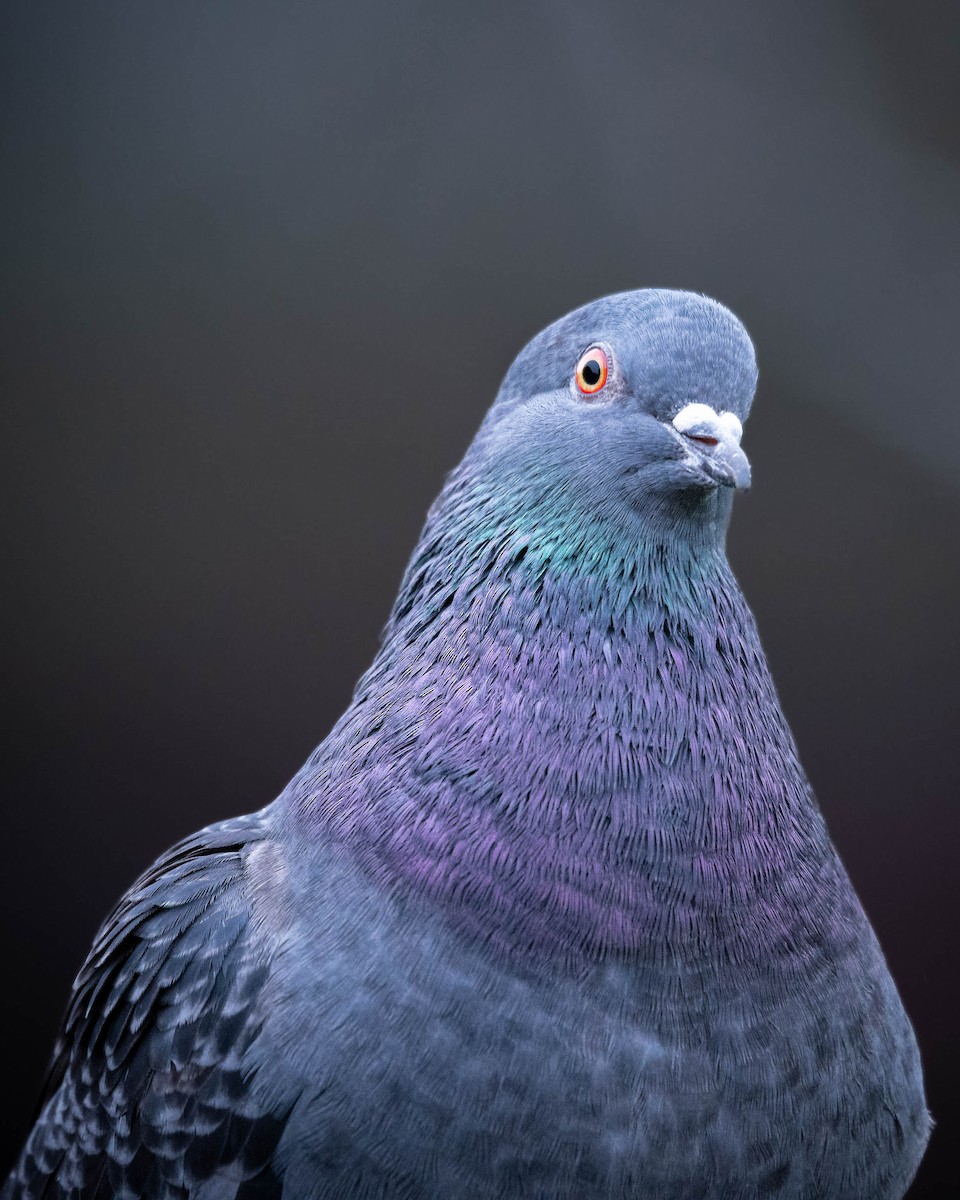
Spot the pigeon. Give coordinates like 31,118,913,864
5,289,930,1199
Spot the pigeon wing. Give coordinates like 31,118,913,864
5,814,288,1200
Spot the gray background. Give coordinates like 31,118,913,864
2,1,957,1191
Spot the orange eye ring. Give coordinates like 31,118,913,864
575,346,609,395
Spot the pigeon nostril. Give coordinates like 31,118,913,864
685,433,719,447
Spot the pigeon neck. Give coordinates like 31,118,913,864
292,498,834,974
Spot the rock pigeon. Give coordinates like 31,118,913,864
4,289,930,1199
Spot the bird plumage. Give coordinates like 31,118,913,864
5,289,929,1198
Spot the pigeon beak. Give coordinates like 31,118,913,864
671,403,751,492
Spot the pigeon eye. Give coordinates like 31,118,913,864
575,347,609,396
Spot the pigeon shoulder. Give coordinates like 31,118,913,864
3,809,298,1200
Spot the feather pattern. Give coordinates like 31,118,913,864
5,814,287,1199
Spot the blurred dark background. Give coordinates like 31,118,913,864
1,0,957,1190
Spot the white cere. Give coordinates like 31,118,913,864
671,403,743,446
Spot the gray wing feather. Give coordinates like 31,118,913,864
4,814,287,1200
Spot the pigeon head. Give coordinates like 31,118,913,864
465,289,757,554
